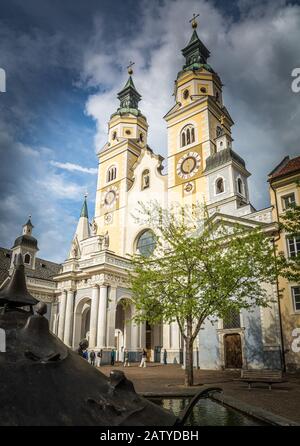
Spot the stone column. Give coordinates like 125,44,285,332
106,286,117,348
140,322,146,349
64,290,74,346
57,290,67,340
131,304,139,351
89,286,99,349
97,285,107,348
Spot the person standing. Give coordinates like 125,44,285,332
96,349,103,367
139,349,147,368
111,348,115,366
123,349,130,367
163,349,167,365
89,350,96,366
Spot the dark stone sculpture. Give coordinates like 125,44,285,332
0,253,221,426
0,254,177,426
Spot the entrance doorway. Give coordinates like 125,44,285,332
145,321,162,362
224,333,243,369
73,297,91,349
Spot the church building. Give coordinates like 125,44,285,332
52,19,282,369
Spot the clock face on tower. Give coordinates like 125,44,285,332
176,151,201,180
102,185,119,209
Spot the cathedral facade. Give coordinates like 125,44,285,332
52,22,282,369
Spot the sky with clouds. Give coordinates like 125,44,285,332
0,0,299,263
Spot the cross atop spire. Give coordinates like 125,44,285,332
189,13,199,29
127,61,135,75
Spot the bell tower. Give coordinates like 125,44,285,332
94,63,148,256
165,15,234,206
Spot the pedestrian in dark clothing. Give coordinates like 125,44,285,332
123,349,130,367
82,350,88,360
89,350,96,366
97,349,103,367
111,349,115,366
163,349,167,365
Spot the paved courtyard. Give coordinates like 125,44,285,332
97,363,300,424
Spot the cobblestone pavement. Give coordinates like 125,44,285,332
97,363,300,424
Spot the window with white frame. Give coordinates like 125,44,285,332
107,166,117,183
287,235,300,257
215,177,225,194
292,287,300,311
181,124,195,147
282,193,296,210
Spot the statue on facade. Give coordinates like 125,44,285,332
91,218,98,236
70,239,78,258
103,230,110,249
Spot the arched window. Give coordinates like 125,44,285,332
181,132,186,147
141,169,150,190
237,178,244,195
24,253,31,264
187,128,190,145
136,230,156,257
181,124,195,148
216,178,224,194
107,166,117,183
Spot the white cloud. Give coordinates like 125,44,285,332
82,0,300,210
37,173,86,200
50,161,98,175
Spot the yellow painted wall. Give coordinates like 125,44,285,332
270,173,300,370
166,68,227,207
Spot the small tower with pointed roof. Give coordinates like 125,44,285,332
74,195,91,243
10,217,39,271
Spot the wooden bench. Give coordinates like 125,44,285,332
240,369,283,390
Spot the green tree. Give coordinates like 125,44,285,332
129,202,280,386
278,205,300,282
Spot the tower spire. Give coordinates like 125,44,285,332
75,194,90,242
80,193,89,218
181,14,213,73
113,62,142,117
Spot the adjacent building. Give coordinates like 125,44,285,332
52,20,283,369
269,155,300,371
0,218,60,322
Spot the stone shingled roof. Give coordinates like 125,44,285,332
0,247,61,285
269,155,300,180
204,148,246,173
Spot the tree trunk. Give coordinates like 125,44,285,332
184,319,194,387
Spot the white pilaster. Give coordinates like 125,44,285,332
140,321,146,349
97,285,108,348
57,291,67,340
89,286,99,349
106,286,117,348
64,290,74,346
130,304,139,350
